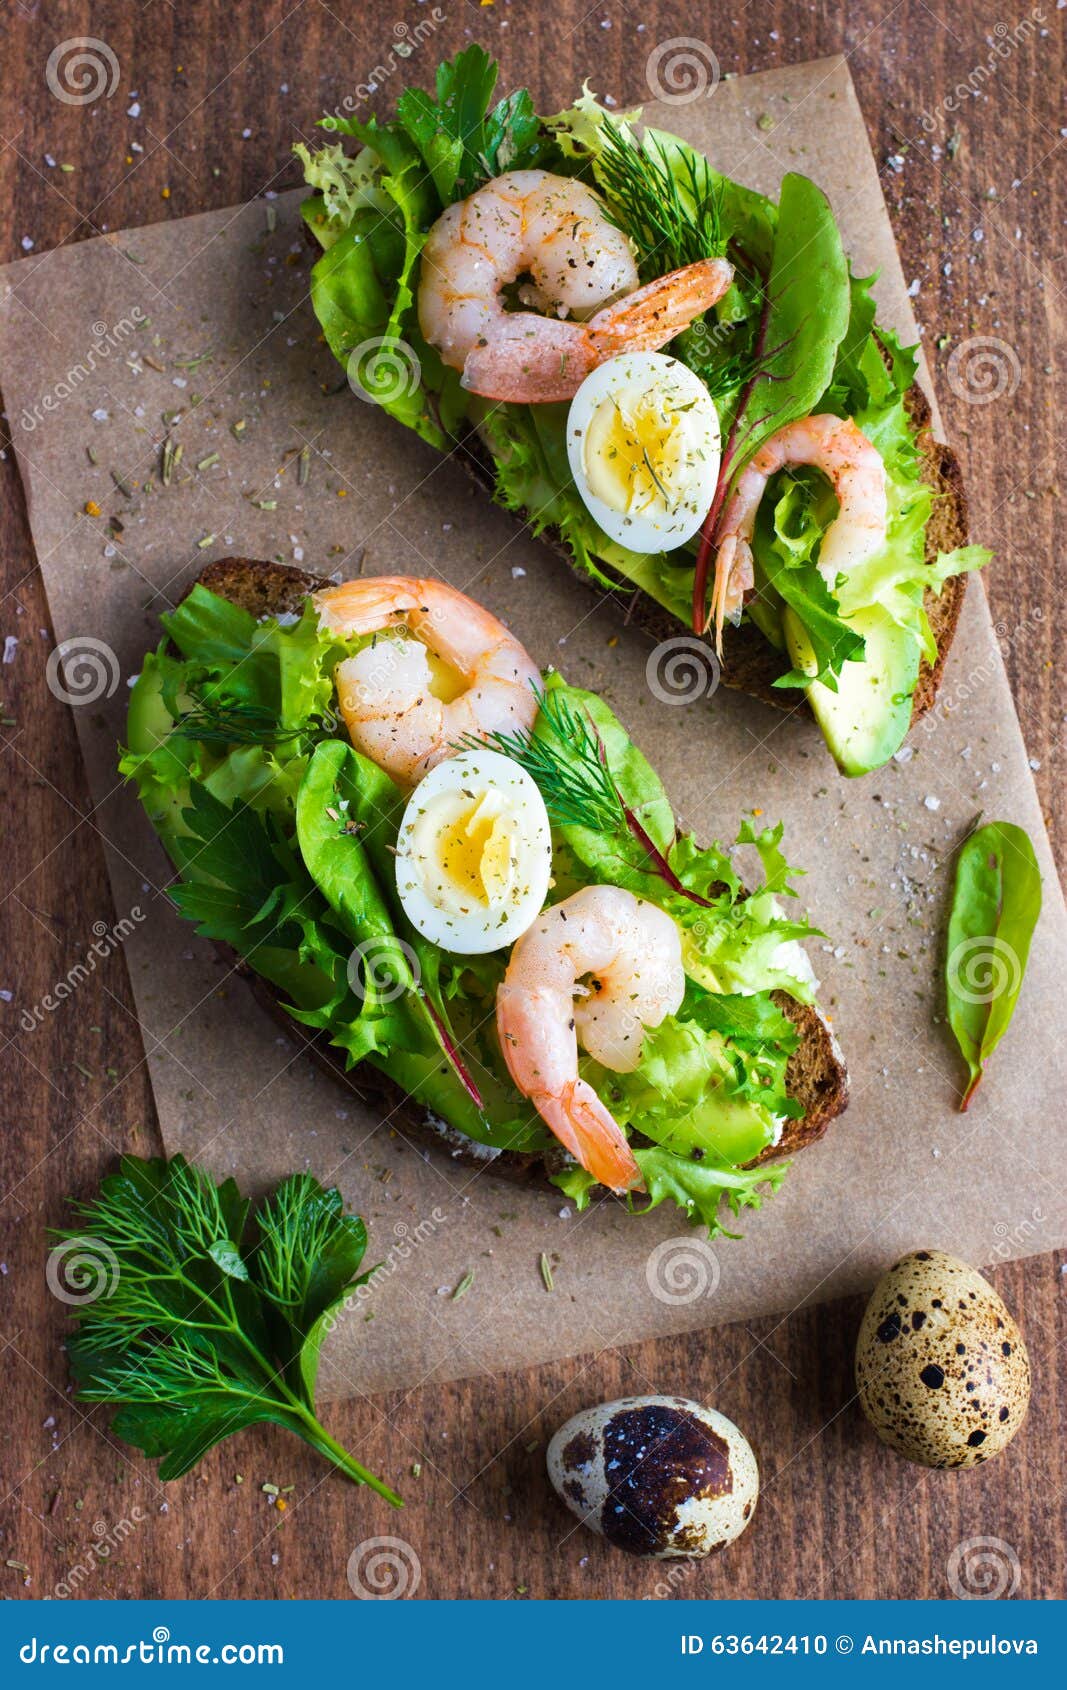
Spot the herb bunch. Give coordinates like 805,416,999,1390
55,1155,401,1503
596,118,725,277
458,686,623,833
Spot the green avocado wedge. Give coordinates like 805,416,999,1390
784,605,921,778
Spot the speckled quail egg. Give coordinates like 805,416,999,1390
855,1249,1030,1468
547,1394,758,1558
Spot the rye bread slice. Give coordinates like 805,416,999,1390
459,379,970,732
180,558,849,1181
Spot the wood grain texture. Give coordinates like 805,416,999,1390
0,0,1062,1601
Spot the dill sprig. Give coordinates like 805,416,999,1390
456,686,622,833
456,687,713,908
170,696,305,749
596,118,725,277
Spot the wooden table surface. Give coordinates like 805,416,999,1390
1,1,1063,1603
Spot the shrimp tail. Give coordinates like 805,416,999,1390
707,533,754,656
461,257,735,404
586,257,735,359
535,1081,644,1195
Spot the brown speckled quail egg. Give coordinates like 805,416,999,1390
546,1394,758,1557
855,1249,1030,1468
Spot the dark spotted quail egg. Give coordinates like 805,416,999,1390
546,1394,758,1558
855,1249,1030,1468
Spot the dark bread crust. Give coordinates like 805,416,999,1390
459,379,970,732
180,558,848,1182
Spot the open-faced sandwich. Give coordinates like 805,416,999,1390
121,563,847,1236
296,48,989,777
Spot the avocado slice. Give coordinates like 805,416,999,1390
784,605,920,777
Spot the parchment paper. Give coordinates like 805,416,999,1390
2,58,1064,1399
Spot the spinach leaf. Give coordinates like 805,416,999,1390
945,820,1041,1109
296,739,483,1105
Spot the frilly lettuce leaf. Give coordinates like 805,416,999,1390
295,140,391,246
552,1146,789,1239
631,1148,790,1237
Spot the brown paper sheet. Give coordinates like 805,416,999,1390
2,57,1065,1400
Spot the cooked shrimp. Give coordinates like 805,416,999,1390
708,414,888,654
417,169,734,403
316,576,540,786
496,886,685,1192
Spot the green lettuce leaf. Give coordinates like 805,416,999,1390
631,1147,790,1238
552,1143,790,1240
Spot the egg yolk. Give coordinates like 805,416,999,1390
436,795,513,907
583,389,687,516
